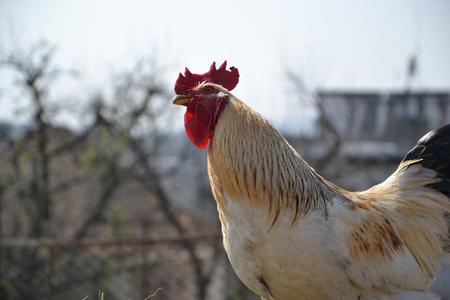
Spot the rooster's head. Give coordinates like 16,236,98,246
173,61,239,149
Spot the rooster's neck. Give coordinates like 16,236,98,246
207,97,347,228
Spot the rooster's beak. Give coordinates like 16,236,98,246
173,95,192,106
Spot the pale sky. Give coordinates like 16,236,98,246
1,0,449,130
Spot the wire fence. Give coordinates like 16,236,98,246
0,235,257,300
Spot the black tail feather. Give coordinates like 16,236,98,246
402,124,450,199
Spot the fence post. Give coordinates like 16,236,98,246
0,185,3,295
47,246,55,300
140,220,150,299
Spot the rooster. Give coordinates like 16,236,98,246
172,61,450,300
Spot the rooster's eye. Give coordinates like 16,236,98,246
204,87,213,94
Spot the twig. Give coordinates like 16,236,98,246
145,287,162,299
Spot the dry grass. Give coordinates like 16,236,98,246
81,288,163,300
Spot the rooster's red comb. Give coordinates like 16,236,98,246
174,61,239,95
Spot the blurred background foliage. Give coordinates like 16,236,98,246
0,39,257,300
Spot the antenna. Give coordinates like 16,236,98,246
406,7,421,91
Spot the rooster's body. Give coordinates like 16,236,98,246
173,62,450,300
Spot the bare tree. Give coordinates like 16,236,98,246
0,39,229,300
1,40,61,238
96,58,223,300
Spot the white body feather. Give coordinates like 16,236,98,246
222,190,442,300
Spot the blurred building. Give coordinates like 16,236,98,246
318,90,450,161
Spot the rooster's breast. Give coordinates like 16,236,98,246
220,194,360,300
